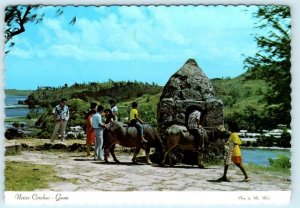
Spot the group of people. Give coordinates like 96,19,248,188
85,100,148,160
50,98,249,181
50,98,147,161
85,100,117,160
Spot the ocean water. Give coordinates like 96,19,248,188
242,148,291,166
5,95,30,118
5,95,27,106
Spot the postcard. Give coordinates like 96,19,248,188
1,0,299,207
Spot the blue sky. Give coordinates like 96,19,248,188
5,5,260,90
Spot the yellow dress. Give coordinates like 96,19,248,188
230,132,242,157
225,132,242,165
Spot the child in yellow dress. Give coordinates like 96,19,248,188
217,122,250,182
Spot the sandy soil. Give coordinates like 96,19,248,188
5,149,291,191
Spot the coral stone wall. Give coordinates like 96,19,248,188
157,59,224,137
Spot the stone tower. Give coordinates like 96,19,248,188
157,59,224,137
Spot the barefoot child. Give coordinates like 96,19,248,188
217,122,250,182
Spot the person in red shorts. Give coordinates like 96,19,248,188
217,122,250,182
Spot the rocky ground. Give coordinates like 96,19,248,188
5,146,291,191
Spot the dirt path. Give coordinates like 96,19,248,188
5,150,291,191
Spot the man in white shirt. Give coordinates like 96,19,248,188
50,98,69,143
92,105,105,161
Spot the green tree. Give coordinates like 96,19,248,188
278,130,291,148
5,6,75,53
5,6,41,45
244,6,291,127
67,99,89,127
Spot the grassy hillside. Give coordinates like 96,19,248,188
28,81,162,108
211,74,269,130
211,74,267,116
5,89,33,96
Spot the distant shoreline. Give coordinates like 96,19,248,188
5,89,32,96
5,105,28,109
242,146,291,151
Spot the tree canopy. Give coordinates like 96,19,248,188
244,6,291,127
5,6,42,44
5,5,75,53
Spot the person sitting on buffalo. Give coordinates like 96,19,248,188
186,105,204,150
130,102,147,143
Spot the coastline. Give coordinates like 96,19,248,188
5,105,28,109
242,146,291,151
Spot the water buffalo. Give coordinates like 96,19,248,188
103,121,163,164
160,125,229,168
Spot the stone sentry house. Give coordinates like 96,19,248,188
157,58,224,141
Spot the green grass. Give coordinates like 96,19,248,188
268,155,291,169
245,163,290,176
5,161,64,191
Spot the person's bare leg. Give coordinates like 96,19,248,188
217,164,230,181
86,143,91,156
236,163,250,181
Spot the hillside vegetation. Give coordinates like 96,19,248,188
25,81,162,138
9,74,270,138
27,81,162,108
211,74,268,130
211,74,267,114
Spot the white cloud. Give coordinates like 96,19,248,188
9,47,33,59
117,6,146,20
9,5,258,65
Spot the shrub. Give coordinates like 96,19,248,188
278,131,291,148
38,131,51,139
66,133,76,139
26,110,40,119
76,133,84,139
268,155,291,169
12,122,20,129
257,135,275,147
